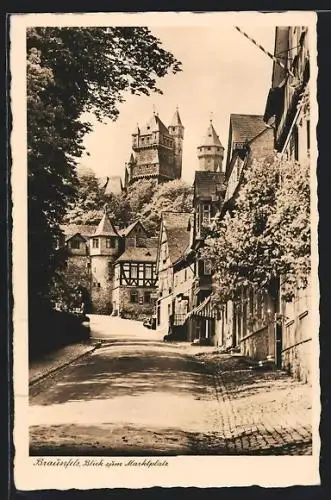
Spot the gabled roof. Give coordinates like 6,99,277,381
60,224,96,240
199,121,223,148
93,213,120,237
194,171,226,198
115,246,157,263
119,220,148,238
104,176,123,196
161,212,192,264
170,108,183,127
140,113,170,136
229,114,267,144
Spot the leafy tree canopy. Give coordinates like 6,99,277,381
27,26,181,303
202,153,310,302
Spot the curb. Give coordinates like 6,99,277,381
29,345,98,387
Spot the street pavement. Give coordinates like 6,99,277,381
29,315,312,456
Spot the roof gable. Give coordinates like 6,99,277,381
60,224,96,240
119,220,148,238
161,212,192,264
115,246,157,263
140,114,170,136
65,233,88,243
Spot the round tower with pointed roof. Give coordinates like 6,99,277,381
168,106,184,179
197,120,224,172
89,209,122,313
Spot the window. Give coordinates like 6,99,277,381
92,238,99,249
70,239,80,249
130,290,138,303
145,265,152,279
184,269,187,281
131,264,138,278
204,260,212,275
144,291,151,304
202,204,211,224
106,237,115,248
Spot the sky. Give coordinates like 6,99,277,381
79,25,275,184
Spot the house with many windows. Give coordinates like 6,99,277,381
155,211,192,334
263,25,312,381
215,114,275,355
60,215,158,318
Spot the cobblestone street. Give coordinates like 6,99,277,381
29,316,312,456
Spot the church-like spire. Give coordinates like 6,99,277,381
199,121,224,148
94,212,119,237
128,152,135,164
133,123,140,135
170,106,183,127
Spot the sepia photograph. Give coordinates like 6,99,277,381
11,11,319,489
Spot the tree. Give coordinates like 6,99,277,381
141,179,193,234
202,153,310,302
27,27,182,305
125,178,157,214
63,168,107,225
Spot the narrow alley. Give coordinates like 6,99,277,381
29,316,312,456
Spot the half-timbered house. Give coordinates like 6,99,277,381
112,246,158,319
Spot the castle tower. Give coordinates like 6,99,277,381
126,109,184,187
197,120,224,172
194,119,226,239
89,210,122,314
168,107,184,179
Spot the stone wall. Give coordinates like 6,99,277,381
282,336,311,383
113,286,155,320
240,324,275,360
90,255,113,314
281,285,312,382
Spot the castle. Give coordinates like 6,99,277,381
60,109,226,318
124,108,184,187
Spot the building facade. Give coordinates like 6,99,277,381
155,120,226,343
125,109,184,187
60,217,158,318
155,211,191,335
264,26,311,381
216,115,275,356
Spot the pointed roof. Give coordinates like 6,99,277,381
170,107,183,127
128,153,135,164
161,212,192,264
93,212,120,237
140,113,169,135
119,220,148,238
133,123,140,135
199,121,224,148
104,176,123,196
